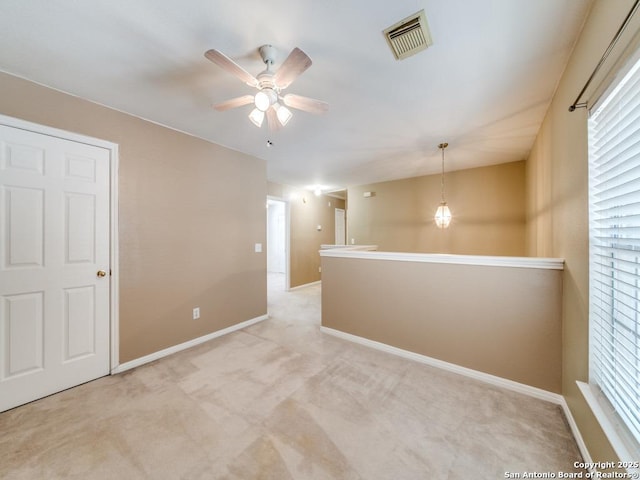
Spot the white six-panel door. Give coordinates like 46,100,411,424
0,124,111,412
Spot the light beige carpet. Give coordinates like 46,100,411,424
0,275,583,479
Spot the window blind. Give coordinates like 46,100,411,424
588,54,640,450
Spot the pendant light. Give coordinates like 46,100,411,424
434,142,452,228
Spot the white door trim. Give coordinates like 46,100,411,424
267,195,290,290
0,114,120,373
335,208,346,245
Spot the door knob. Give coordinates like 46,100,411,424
97,270,107,277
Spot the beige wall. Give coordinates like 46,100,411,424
0,72,267,363
268,182,345,288
266,181,285,199
321,255,562,393
348,161,526,256
526,0,638,463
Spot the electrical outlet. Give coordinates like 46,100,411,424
318,266,322,273
193,307,200,320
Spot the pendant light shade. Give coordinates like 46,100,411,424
248,108,265,127
434,142,451,228
435,203,452,228
274,103,293,126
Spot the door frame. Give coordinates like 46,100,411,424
266,195,290,290
0,114,120,372
335,207,346,245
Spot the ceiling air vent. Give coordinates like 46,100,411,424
383,9,432,60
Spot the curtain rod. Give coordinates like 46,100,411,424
569,0,640,112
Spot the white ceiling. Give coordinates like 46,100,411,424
0,0,592,191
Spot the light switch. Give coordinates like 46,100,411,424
317,225,322,231
255,243,262,253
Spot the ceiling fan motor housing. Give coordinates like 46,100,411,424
257,71,277,90
255,45,279,111
257,45,279,93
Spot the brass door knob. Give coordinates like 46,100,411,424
97,270,107,277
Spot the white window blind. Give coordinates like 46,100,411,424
588,54,640,452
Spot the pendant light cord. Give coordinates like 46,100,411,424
439,142,448,203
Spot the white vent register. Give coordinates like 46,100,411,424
383,9,432,60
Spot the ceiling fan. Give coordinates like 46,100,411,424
204,44,328,130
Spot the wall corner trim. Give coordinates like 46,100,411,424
320,326,563,404
111,314,269,374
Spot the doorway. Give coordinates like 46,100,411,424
266,197,289,294
335,208,346,245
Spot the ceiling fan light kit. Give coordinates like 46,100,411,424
274,103,293,126
248,108,265,127
254,90,274,111
205,44,328,131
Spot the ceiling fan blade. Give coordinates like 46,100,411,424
282,94,329,114
213,95,255,111
204,49,259,87
266,107,281,132
273,48,312,89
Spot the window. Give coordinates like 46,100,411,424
588,53,640,460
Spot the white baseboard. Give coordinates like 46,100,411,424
321,327,597,459
288,280,321,291
320,326,563,405
111,314,269,374
559,395,593,464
